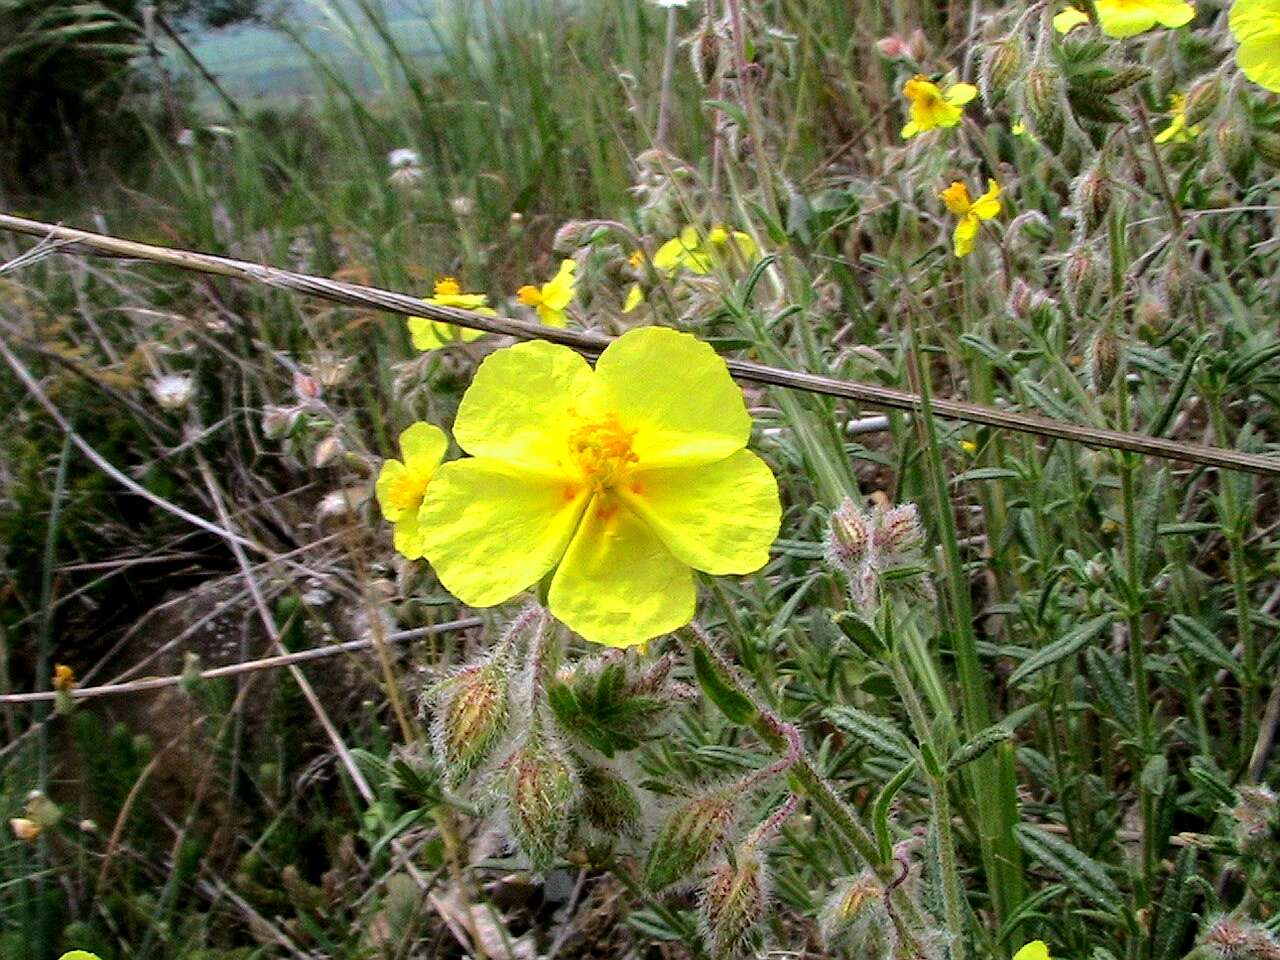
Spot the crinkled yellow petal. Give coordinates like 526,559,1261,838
392,510,428,560
594,326,750,468
940,181,972,215
1154,116,1183,143
1054,6,1090,32
621,449,780,575
623,283,645,313
541,259,577,311
419,458,589,607
428,292,493,311
1148,0,1195,28
653,227,703,273
408,317,486,351
945,82,978,106
1232,0,1280,94
452,338,597,472
954,214,980,257
548,497,695,647
400,421,448,473
901,120,922,139
1095,0,1192,36
1012,942,1051,960
1239,36,1280,91
971,180,1002,221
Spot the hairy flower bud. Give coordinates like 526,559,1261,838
1214,118,1253,184
644,790,737,891
701,844,767,959
1072,155,1113,236
501,732,577,869
1086,329,1122,394
1135,291,1168,340
980,31,1025,105
579,764,643,838
428,656,510,783
1023,63,1064,151
874,503,924,555
826,498,872,570
1184,74,1223,128
1254,132,1280,169
690,19,723,87
1232,785,1278,856
1202,917,1280,960
820,872,895,957
1007,279,1058,329
1062,243,1101,313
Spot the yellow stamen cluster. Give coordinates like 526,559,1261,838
568,415,638,492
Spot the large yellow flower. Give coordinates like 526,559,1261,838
653,226,760,275
408,278,496,351
1054,0,1194,37
418,327,781,647
901,75,978,139
517,259,577,328
376,422,448,559
941,178,1002,258
1231,0,1280,92
1013,942,1051,960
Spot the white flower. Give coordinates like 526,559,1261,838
147,373,194,411
388,147,421,169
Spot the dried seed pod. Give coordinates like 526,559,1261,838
690,19,723,87
428,656,511,784
501,732,577,869
644,789,737,891
701,844,767,959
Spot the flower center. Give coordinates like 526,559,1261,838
434,277,462,297
567,415,638,492
386,470,430,514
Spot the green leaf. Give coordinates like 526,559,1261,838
1084,646,1137,730
824,706,914,764
693,646,759,725
1015,823,1123,913
952,467,1021,483
1169,614,1242,678
1151,846,1199,960
1009,614,1112,685
873,760,917,864
1149,334,1208,438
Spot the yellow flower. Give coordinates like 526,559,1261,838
1154,92,1201,143
623,283,646,313
941,178,1002,258
1054,0,1194,38
419,327,781,647
1231,0,1280,92
960,440,978,454
1012,119,1028,136
53,664,76,692
516,259,577,328
376,422,448,559
901,74,978,138
407,278,496,351
1013,942,1051,960
653,226,760,275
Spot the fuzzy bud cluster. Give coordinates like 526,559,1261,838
428,654,511,785
820,872,896,959
824,498,928,610
644,789,737,891
1201,917,1280,960
499,731,578,870
701,842,767,959
1231,785,1279,857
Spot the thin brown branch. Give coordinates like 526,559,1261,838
0,213,1276,477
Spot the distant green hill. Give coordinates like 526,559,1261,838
180,0,445,103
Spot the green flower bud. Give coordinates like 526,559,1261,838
701,844,767,959
428,656,510,784
819,872,895,957
1062,243,1102,313
1072,155,1113,237
579,764,643,839
979,31,1025,105
644,789,737,891
501,732,577,869
1023,63,1064,151
1086,328,1122,394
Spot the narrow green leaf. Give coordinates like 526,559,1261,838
873,760,917,864
1009,615,1112,685
693,646,758,725
1015,823,1123,913
823,706,914,764
1169,614,1241,678
1151,846,1200,960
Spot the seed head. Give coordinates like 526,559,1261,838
820,872,895,959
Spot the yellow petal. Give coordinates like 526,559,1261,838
548,497,694,647
408,316,485,351
400,421,448,473
537,303,568,328
1095,0,1192,36
621,449,780,575
541,259,578,311
1231,0,1280,44
622,283,645,313
653,227,702,273
953,214,980,257
376,459,412,522
452,338,598,472
1013,942,1051,960
594,327,750,468
1053,6,1090,32
945,82,978,106
940,181,972,215
427,292,492,311
392,510,428,560
971,179,1002,221
419,458,589,607
1239,35,1280,92
901,120,921,139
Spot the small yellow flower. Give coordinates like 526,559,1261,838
960,440,978,454
1012,119,1029,136
375,422,448,559
901,74,978,138
623,283,646,313
407,278,496,351
653,226,759,275
419,327,781,647
941,178,1002,258
1231,0,1280,92
1154,92,1201,143
53,664,76,692
1054,0,1194,38
516,259,577,328
1013,942,1051,960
